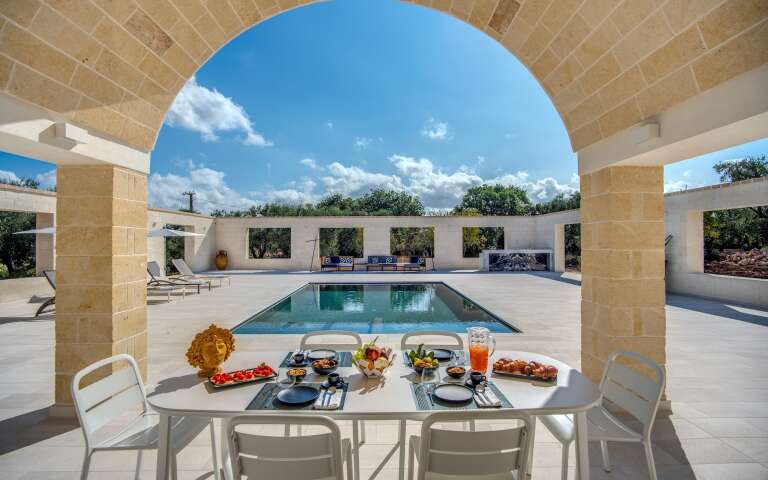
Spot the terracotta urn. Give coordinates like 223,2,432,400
215,250,228,270
186,324,235,377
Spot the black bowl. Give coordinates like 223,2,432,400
413,364,438,376
311,359,338,375
446,366,467,379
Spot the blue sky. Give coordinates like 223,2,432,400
1,0,766,212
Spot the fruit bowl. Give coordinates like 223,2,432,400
353,338,394,378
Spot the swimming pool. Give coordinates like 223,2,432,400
232,282,519,334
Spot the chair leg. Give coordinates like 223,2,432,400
360,420,366,445
297,424,304,436
170,452,178,480
407,438,415,480
600,440,611,472
398,419,406,480
345,439,354,480
209,419,220,480
525,418,536,479
36,297,54,316
643,441,658,480
284,423,291,436
469,420,476,431
80,450,92,480
134,450,143,480
560,442,570,480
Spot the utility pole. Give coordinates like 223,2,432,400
182,191,196,213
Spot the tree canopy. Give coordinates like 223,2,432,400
713,155,768,183
453,184,532,216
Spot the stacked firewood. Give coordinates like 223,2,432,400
704,248,768,279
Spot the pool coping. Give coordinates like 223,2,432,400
230,281,522,334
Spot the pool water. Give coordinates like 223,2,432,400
232,283,519,334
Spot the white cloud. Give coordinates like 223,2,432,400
353,137,372,150
326,122,334,129
420,118,451,140
391,155,483,208
488,170,579,202
36,169,56,189
321,162,404,196
165,76,272,147
253,179,319,204
149,163,257,212
664,180,691,193
300,158,320,170
682,169,692,178
0,170,21,184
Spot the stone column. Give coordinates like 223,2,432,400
55,166,147,406
553,224,565,273
35,212,55,274
580,166,666,383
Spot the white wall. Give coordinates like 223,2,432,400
213,215,539,271
147,208,216,273
664,177,768,307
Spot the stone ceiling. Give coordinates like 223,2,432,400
0,0,766,153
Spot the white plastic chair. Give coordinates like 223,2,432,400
538,350,666,480
226,415,353,480
408,410,533,480
72,354,219,480
300,330,364,351
400,330,464,350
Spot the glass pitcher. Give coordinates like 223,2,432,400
467,326,496,373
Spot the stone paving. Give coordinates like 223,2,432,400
1,271,767,479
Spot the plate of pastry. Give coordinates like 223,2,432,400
492,358,558,383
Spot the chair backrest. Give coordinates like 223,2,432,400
146,261,164,279
227,415,346,480
71,354,148,449
300,330,363,350
172,258,194,276
43,270,56,289
401,331,464,350
599,349,666,437
416,411,532,480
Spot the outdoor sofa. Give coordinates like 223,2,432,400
365,255,425,271
321,256,355,271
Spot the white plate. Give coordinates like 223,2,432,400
308,349,337,361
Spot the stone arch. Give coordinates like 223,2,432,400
1,0,765,155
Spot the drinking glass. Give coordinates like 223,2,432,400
276,368,296,391
467,326,496,373
421,366,438,403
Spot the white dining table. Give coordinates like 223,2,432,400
148,350,600,480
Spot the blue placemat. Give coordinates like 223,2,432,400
246,382,349,411
403,349,466,367
410,382,512,411
279,351,353,368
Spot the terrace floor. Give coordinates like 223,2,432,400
1,271,767,479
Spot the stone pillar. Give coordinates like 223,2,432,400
580,166,666,384
35,212,55,274
55,166,147,406
553,224,565,273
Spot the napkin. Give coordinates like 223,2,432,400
474,385,501,408
314,387,343,410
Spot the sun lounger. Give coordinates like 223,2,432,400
171,259,231,287
147,261,209,293
35,270,56,317
147,284,186,302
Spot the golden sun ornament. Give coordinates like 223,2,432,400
186,324,235,377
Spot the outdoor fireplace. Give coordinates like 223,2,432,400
480,249,553,272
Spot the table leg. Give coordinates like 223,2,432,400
352,419,361,480
156,414,171,480
575,411,590,480
398,419,406,480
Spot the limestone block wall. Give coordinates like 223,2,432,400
213,215,537,271
0,0,766,153
664,177,768,306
